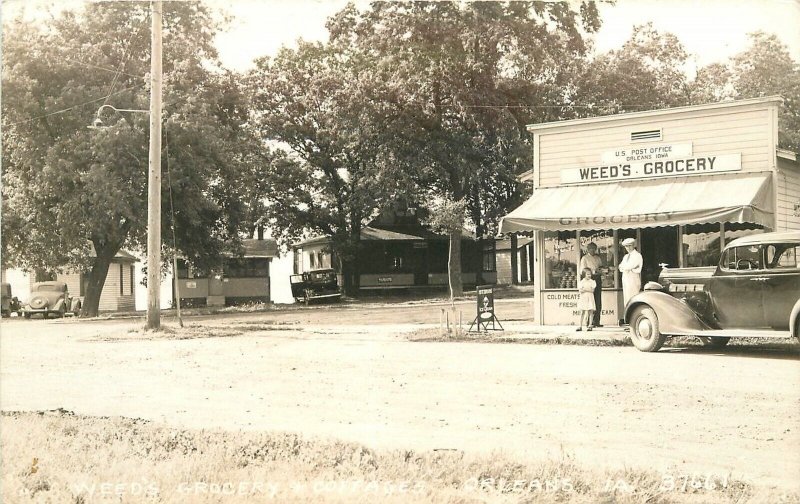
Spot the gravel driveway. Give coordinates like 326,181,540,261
2,302,798,491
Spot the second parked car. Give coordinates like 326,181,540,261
22,281,81,319
625,231,800,352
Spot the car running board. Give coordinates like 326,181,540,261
670,329,792,339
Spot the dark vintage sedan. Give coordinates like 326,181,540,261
22,281,82,319
625,231,800,352
1,282,22,318
290,269,341,304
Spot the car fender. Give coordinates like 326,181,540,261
52,298,66,311
790,298,800,339
625,291,713,335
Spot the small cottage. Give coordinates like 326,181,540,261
174,236,278,306
29,248,138,312
292,206,497,292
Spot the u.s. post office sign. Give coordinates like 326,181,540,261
600,143,693,164
560,153,741,185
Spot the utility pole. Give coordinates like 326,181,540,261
146,0,163,330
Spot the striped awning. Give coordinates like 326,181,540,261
500,173,774,233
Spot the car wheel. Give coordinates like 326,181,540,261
629,306,666,352
1,310,8,318
699,336,730,348
23,312,31,319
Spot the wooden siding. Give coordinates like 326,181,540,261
223,277,269,299
47,261,135,312
95,263,130,311
496,249,533,285
496,250,513,285
57,274,82,298
178,278,210,299
536,107,776,188
776,159,800,231
116,295,135,312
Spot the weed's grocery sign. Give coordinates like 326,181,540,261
561,148,741,184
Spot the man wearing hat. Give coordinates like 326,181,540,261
619,237,643,306
579,242,603,327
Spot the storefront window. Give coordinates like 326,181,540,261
724,223,765,247
682,224,721,267
544,231,578,289
578,230,615,288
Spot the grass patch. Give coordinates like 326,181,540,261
406,329,800,354
90,320,299,342
3,410,794,503
406,327,630,346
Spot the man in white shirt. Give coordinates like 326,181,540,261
619,237,643,305
579,242,603,327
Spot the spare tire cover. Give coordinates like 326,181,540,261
30,296,48,309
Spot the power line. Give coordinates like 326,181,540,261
63,57,145,79
459,104,654,109
102,22,147,107
5,84,143,127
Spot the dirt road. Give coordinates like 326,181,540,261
1,302,799,491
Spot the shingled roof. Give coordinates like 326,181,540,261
240,238,279,258
87,244,138,263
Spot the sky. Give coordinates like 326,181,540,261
208,0,800,72
4,0,800,71
3,0,800,307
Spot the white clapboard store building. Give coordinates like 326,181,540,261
500,96,800,325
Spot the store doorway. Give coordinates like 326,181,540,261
640,227,679,284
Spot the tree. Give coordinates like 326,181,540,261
248,40,412,295
1,3,254,316
424,197,467,303
575,23,692,115
730,32,800,152
687,32,800,151
325,1,601,296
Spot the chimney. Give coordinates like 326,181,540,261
257,225,264,241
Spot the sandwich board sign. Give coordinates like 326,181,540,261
468,285,504,332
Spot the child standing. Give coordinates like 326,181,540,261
576,267,596,331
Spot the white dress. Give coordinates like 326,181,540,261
577,278,596,310
619,249,643,305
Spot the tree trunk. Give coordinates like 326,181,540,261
476,236,484,285
448,229,463,300
341,256,355,297
339,227,361,297
80,249,116,317
471,188,484,285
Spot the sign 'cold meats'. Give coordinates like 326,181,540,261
560,153,741,185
